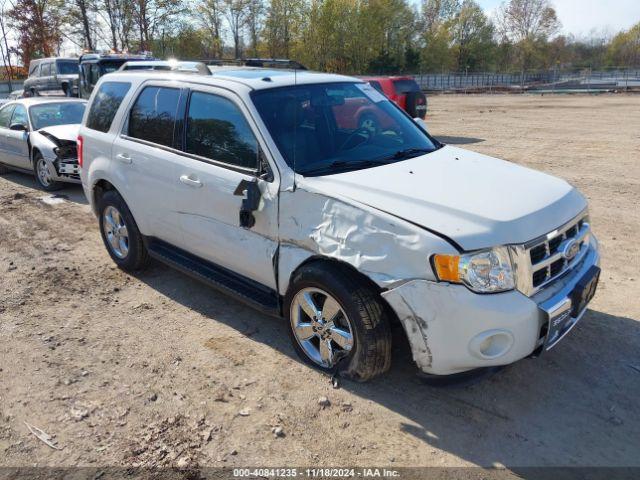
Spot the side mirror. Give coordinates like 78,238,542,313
9,123,28,132
233,179,262,229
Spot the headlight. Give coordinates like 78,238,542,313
432,247,515,293
54,145,77,159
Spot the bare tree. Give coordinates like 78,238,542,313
61,0,96,50
197,0,225,58
131,0,184,51
224,0,249,59
496,0,560,42
0,0,14,89
496,0,560,72
245,0,264,58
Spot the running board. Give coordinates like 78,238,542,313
147,238,281,317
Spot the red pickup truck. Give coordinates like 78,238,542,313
361,76,427,119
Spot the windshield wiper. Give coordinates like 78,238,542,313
300,159,391,175
387,147,433,160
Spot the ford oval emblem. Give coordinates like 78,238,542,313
562,239,580,261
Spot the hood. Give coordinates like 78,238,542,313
300,145,587,251
37,124,80,144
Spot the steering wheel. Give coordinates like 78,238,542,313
339,127,372,151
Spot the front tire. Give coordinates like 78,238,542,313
97,190,149,272
33,152,63,191
285,262,392,382
0,163,10,174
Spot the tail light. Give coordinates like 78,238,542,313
77,135,84,168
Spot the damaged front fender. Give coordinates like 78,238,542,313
277,184,459,294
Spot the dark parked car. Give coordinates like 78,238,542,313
23,58,79,97
78,53,152,98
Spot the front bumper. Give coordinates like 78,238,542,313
43,156,81,184
382,236,599,375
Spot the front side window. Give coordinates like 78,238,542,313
89,64,101,86
128,86,181,147
30,102,86,130
41,63,51,77
185,91,258,169
0,104,15,128
86,82,130,133
56,61,78,75
251,82,438,176
29,63,40,77
10,105,28,127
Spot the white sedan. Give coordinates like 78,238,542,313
0,98,86,190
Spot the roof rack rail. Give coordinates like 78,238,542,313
200,58,307,70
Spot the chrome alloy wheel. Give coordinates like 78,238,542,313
290,287,354,368
102,206,129,259
36,158,53,187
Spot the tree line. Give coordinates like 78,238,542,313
1,0,639,78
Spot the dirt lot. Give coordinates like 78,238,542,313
1,94,639,471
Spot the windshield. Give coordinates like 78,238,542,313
56,61,78,75
125,64,172,71
30,102,86,130
251,82,438,176
101,61,127,74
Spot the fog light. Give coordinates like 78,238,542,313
469,330,514,359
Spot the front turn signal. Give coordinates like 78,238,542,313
433,254,461,283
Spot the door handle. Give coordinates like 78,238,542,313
115,153,132,164
179,175,203,188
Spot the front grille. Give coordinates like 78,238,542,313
512,212,591,296
526,215,589,292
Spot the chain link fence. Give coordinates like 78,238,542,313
409,67,640,93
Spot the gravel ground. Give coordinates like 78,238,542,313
1,93,639,472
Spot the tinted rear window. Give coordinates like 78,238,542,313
57,61,78,75
128,86,181,147
392,79,420,94
86,82,131,133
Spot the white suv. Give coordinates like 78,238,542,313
79,69,600,380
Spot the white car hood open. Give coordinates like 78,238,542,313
37,124,80,143
300,145,587,251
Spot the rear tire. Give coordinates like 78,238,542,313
285,262,392,382
33,152,63,191
0,163,10,174
97,190,149,272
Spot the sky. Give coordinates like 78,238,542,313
477,0,640,37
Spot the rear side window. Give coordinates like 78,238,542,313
0,104,15,128
392,79,420,94
185,91,258,169
128,86,181,147
86,82,131,133
56,61,78,75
